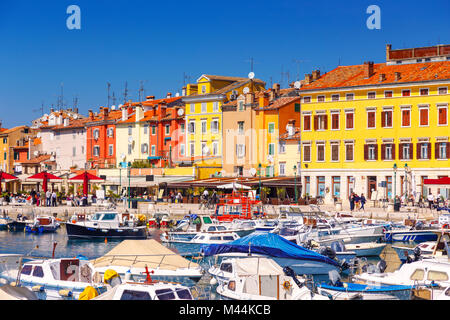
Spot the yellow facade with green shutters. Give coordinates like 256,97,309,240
182,75,265,169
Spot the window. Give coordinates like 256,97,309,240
345,143,354,161
367,111,376,128
410,269,425,281
383,144,394,160
188,121,195,134
212,141,218,156
190,103,195,113
279,141,286,154
238,121,244,134
143,125,148,135
268,123,275,134
121,290,151,300
303,96,311,103
93,146,99,157
32,266,44,278
128,126,132,135
317,95,325,102
238,101,244,111
401,109,411,127
314,114,327,130
268,143,275,156
418,143,430,160
317,144,325,162
439,87,448,95
128,144,132,155
331,113,339,130
211,120,219,133
381,110,393,128
236,144,245,158
438,106,448,125
294,103,300,112
331,143,339,161
367,92,376,99
303,145,311,162
180,144,185,156
151,145,156,156
384,91,393,98
346,93,354,101
107,127,114,137
427,270,449,281
402,89,411,97
151,126,156,135
155,289,176,300
213,101,219,112
190,143,195,156
420,88,429,96
165,124,170,135
419,107,429,126
141,143,148,154
220,263,233,273
364,144,377,161
399,143,411,160
201,103,207,113
180,123,185,134
436,142,449,160
201,120,207,134
72,147,77,157
201,142,207,155
93,129,100,140
201,85,206,94
345,112,354,129
279,162,286,176
21,265,32,275
331,94,339,101
108,145,114,156
303,115,311,131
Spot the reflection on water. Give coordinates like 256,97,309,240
0,226,415,300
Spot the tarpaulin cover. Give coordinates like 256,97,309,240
201,232,340,267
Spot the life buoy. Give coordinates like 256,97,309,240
442,224,449,229
282,280,291,290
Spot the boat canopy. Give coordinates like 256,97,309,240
91,240,199,271
233,258,284,277
201,232,340,267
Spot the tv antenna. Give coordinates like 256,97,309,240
33,101,45,116
107,82,111,107
183,72,191,87
293,59,310,81
123,81,128,103
112,92,116,106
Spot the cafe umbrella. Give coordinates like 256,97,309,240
69,171,104,197
0,171,19,193
26,171,62,192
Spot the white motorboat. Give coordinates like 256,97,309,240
344,242,387,257
25,216,60,234
211,257,329,300
90,239,203,285
0,256,106,300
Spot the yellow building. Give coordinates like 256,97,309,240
298,44,450,204
182,75,265,176
0,126,33,174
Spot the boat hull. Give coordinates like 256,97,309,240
65,222,148,239
384,230,438,243
7,221,27,232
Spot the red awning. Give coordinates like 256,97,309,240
26,172,62,192
423,177,450,186
69,172,104,183
0,171,18,182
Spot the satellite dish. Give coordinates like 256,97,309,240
267,155,274,163
243,87,250,94
33,151,39,156
250,168,257,176
128,136,133,143
294,81,301,89
111,105,116,110
203,146,210,155
120,153,126,160
175,92,180,97
248,72,255,79
50,156,55,162
37,132,41,138
177,108,184,116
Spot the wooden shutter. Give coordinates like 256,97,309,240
364,144,368,160
304,115,310,131
399,143,403,160
324,115,328,130
439,108,447,125
435,142,440,159
381,144,385,160
409,143,414,160
447,143,450,159
374,144,378,160
420,109,428,126
387,111,392,127
391,144,396,160
381,111,386,127
314,116,318,130
416,143,421,160
427,143,431,159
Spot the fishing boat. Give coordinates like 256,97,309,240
90,240,203,285
200,232,345,275
0,216,12,230
80,268,193,300
212,189,263,222
0,256,106,300
384,220,439,243
316,270,406,300
65,211,147,239
7,214,29,232
161,231,240,252
25,216,60,234
211,257,329,300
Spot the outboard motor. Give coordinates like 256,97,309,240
331,241,346,253
362,263,378,274
414,221,424,230
376,259,387,273
282,266,303,288
319,247,336,260
413,247,421,261
328,270,343,287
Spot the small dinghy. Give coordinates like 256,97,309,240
0,285,38,300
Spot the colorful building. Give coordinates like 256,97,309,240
298,44,450,203
182,74,265,173
0,126,33,174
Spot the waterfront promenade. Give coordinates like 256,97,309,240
0,200,439,223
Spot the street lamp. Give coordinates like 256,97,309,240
127,161,131,209
293,165,298,203
393,163,397,200
404,163,408,198
258,163,262,200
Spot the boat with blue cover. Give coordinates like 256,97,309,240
25,216,60,234
200,232,345,275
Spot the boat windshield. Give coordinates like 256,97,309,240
101,213,117,221
202,217,212,224
120,289,152,300
155,288,176,300
216,226,227,231
175,288,192,300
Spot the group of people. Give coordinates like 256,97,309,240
169,191,184,203
349,192,367,211
29,189,58,207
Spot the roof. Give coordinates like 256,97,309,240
20,154,51,165
199,75,251,82
300,60,450,91
40,118,89,131
255,95,300,111
280,127,301,140
0,126,28,135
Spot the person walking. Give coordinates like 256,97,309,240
359,193,366,211
427,192,434,209
51,191,57,207
45,190,51,207
349,193,355,212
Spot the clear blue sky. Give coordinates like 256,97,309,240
0,0,449,128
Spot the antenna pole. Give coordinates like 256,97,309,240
107,82,111,107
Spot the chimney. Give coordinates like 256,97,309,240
159,102,167,119
50,108,55,113
379,73,386,82
88,109,94,120
272,83,280,97
102,106,109,119
146,96,155,101
395,72,401,81
245,92,255,105
181,87,187,96
312,70,321,81
166,92,172,98
121,106,128,121
259,92,270,108
135,105,144,121
386,44,392,61
268,89,276,102
364,61,374,78
304,74,313,84
74,108,79,114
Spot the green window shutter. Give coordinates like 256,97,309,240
295,103,300,112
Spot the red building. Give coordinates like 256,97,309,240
85,106,123,169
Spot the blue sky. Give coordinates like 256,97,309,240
0,0,449,127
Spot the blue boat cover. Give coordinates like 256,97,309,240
200,232,340,267
318,282,413,292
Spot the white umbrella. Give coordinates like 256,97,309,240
217,183,251,190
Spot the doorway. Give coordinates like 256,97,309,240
368,176,377,200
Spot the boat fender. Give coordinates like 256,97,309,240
59,289,73,297
413,247,421,261
9,282,17,287
376,259,387,273
443,224,450,229
210,278,217,286
282,280,292,290
32,285,44,292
